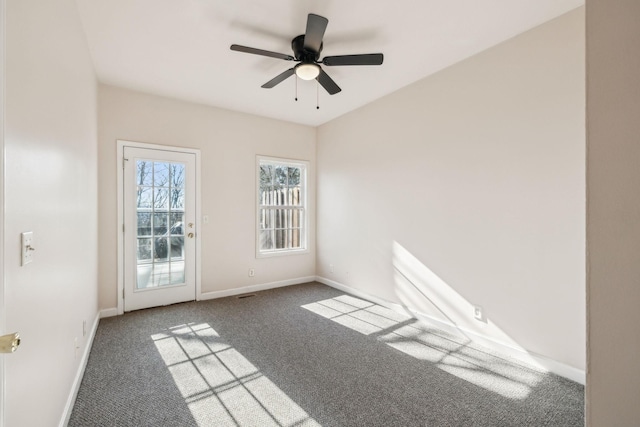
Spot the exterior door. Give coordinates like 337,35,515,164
123,146,197,311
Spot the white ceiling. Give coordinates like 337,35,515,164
75,0,583,127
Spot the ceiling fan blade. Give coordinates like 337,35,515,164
230,44,294,61
316,68,341,95
322,53,384,66
261,68,296,88
303,14,328,52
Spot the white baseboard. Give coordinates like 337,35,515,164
315,276,585,385
59,312,100,427
199,276,316,301
99,308,118,318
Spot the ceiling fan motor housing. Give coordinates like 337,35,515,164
292,35,322,63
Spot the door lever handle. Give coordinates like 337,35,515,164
0,333,21,353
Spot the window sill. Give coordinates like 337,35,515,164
256,248,310,259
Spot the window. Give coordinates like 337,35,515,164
257,156,308,256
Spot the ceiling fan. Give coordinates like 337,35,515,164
230,13,383,95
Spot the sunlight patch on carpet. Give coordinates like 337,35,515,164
152,323,320,427
302,296,543,399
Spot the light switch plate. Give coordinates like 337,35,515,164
21,232,34,266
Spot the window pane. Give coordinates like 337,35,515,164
292,209,303,228
288,187,301,206
275,166,287,188
169,214,184,235
137,161,154,186
260,186,273,205
259,208,273,230
137,213,152,237
275,229,287,249
288,167,300,186
259,164,273,190
170,261,185,285
170,163,185,188
291,228,301,248
154,162,170,187
273,209,285,229
137,187,153,209
281,188,287,206
153,213,168,236
154,188,169,209
170,237,184,259
154,237,169,261
260,230,273,251
137,238,153,261
170,187,184,210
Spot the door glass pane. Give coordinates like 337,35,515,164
136,159,188,290
154,188,169,209
137,161,154,186
137,187,153,209
153,213,168,236
170,237,184,259
137,238,152,261
137,213,152,237
170,188,184,210
154,162,170,187
171,261,185,285
171,164,185,187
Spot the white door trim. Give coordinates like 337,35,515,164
0,1,7,425
116,140,202,315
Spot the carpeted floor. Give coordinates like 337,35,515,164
69,282,584,426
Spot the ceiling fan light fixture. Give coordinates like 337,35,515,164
295,63,320,80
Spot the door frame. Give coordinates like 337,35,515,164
116,140,202,315
0,1,6,424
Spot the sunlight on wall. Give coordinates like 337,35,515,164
392,241,544,369
302,295,544,400
152,323,320,427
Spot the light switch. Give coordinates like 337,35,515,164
21,232,34,266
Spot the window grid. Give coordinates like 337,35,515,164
257,157,307,255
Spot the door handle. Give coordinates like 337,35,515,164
0,333,21,353
188,233,194,238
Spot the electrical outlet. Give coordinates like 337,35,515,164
248,268,255,277
203,215,209,224
473,305,486,323
83,320,87,337
329,264,334,273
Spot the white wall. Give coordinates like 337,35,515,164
4,0,98,425
586,0,640,424
317,9,585,374
98,85,316,310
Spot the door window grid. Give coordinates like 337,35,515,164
136,160,186,288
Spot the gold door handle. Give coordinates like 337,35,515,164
0,333,21,353
188,233,194,238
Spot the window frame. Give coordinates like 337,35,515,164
256,155,309,258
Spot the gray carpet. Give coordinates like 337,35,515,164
69,282,584,426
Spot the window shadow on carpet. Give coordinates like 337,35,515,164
302,295,541,400
152,323,321,427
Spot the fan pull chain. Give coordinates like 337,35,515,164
316,81,320,110
295,77,298,101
